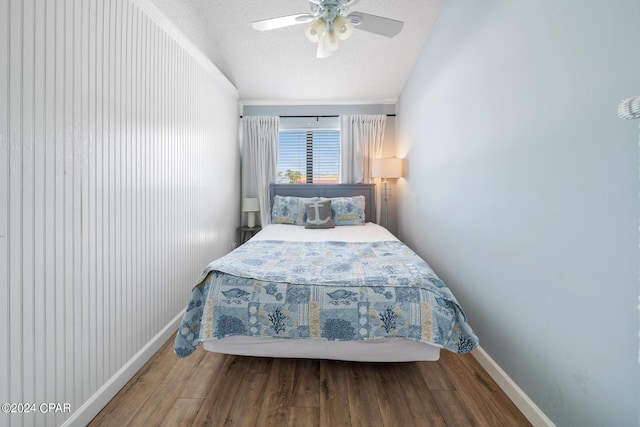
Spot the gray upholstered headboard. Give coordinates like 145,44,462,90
269,184,376,224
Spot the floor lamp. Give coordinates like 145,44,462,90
372,158,403,229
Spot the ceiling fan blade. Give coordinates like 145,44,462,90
343,0,362,9
252,14,314,32
348,12,403,38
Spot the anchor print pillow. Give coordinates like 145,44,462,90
305,199,335,229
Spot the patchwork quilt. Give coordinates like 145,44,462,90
174,240,478,357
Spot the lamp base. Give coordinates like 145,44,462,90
247,212,256,228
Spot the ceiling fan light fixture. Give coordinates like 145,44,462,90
305,18,326,43
324,29,339,51
316,32,334,58
304,26,319,42
333,15,354,40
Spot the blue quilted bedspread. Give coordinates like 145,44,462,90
174,240,478,357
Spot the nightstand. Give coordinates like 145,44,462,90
239,226,261,244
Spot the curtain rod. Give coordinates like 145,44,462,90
240,114,396,119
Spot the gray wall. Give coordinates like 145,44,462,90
395,1,639,426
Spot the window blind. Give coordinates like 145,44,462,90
277,130,340,184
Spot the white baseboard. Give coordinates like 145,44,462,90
471,346,555,427
62,311,184,427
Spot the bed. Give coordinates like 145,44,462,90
174,184,478,362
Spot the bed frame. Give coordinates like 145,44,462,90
269,183,376,224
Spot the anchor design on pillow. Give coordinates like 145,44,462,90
306,201,331,225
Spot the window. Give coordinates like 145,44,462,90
277,129,340,184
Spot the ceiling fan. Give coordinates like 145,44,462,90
251,0,404,58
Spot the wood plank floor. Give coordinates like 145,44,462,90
89,335,531,426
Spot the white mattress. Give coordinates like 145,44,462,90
203,223,440,362
251,222,399,243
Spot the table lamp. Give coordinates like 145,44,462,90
243,197,260,228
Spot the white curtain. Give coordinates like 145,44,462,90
339,115,386,184
241,116,279,226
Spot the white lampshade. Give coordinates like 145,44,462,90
316,32,333,58
372,158,403,179
305,18,325,43
243,197,260,212
324,29,339,51
333,16,354,40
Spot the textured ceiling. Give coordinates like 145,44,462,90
148,0,443,104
